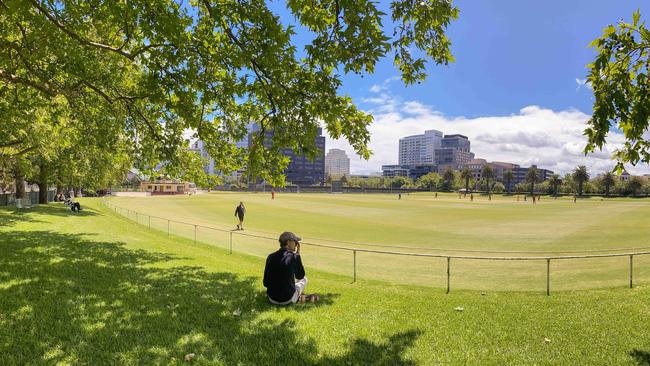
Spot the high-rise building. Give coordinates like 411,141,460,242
189,140,217,176
398,130,443,165
325,149,350,178
435,134,474,171
512,165,554,186
249,127,326,186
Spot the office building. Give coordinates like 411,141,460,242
399,130,443,165
512,165,554,186
435,134,475,171
325,149,350,178
249,127,326,186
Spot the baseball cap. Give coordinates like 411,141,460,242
279,231,301,246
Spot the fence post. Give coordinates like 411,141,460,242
167,220,170,236
135,211,138,224
194,225,197,244
446,257,451,294
229,232,233,254
353,250,357,283
630,254,634,289
546,258,551,296
148,215,151,229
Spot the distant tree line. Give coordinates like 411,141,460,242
336,166,650,197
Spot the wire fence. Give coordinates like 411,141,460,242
103,200,650,295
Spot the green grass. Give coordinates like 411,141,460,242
2,200,650,365
108,192,650,291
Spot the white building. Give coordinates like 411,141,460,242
398,130,443,165
325,149,350,178
189,140,216,176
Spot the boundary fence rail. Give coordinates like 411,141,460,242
103,200,650,295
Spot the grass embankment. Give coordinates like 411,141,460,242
109,192,650,291
1,200,649,365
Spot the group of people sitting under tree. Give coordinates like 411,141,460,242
234,202,319,304
56,193,81,212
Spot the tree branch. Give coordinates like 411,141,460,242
0,69,55,96
31,0,141,60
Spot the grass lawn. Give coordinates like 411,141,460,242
1,200,650,365
108,192,650,291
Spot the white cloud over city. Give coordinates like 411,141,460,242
326,88,650,176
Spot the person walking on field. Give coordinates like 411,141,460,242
234,201,246,230
264,232,319,305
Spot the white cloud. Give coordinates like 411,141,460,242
575,78,592,90
369,84,383,93
325,95,650,176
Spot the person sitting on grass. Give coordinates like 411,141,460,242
263,231,319,305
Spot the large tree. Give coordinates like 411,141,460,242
572,165,590,196
599,171,616,197
627,176,644,197
525,166,539,196
584,10,649,170
416,172,440,191
441,167,455,191
503,169,514,194
460,167,472,194
548,174,562,197
481,164,495,196
1,0,459,186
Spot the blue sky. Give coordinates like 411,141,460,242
340,0,649,117
272,0,650,175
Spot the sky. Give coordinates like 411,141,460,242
280,0,650,176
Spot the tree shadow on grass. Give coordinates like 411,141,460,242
36,203,101,217
0,204,99,228
0,230,420,365
630,349,650,366
0,207,42,226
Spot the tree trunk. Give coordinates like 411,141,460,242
37,182,48,204
37,162,48,204
14,166,25,199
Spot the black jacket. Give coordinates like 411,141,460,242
235,205,245,218
263,248,305,302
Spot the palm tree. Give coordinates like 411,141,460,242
600,171,616,197
442,167,455,191
481,164,495,196
572,165,590,196
503,169,514,194
460,167,472,195
525,166,539,196
548,174,562,197
627,176,644,197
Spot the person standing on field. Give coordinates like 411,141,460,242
235,201,245,230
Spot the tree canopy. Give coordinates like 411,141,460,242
1,0,459,187
584,10,650,171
